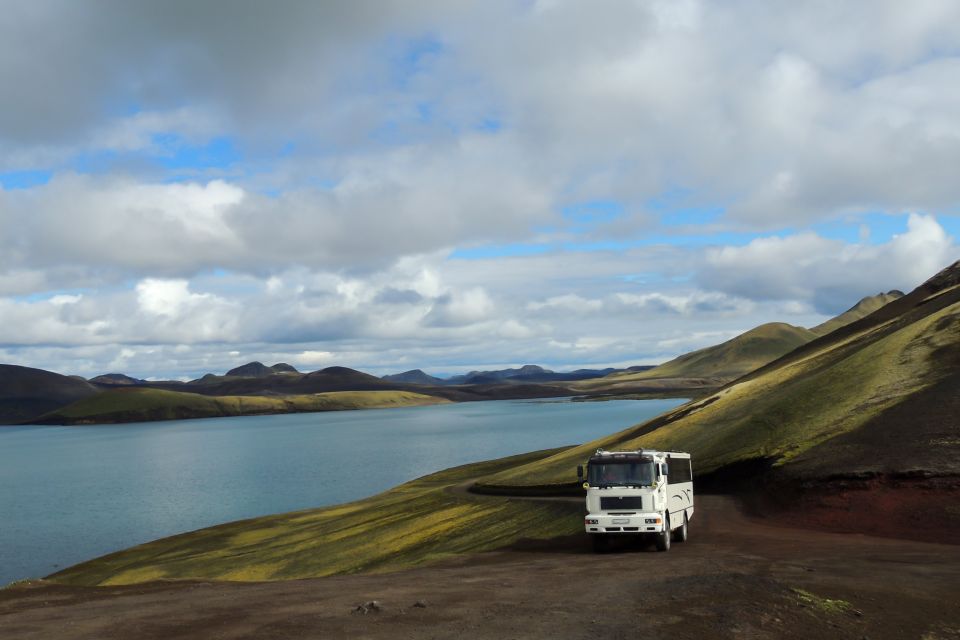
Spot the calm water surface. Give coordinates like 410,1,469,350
0,397,684,584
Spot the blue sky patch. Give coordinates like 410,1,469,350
153,135,241,170
562,199,624,224
0,169,53,189
477,117,502,133
451,243,552,260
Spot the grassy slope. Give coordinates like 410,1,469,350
483,281,959,487
809,291,902,336
50,448,581,586
576,323,817,391
578,292,902,394
40,388,449,424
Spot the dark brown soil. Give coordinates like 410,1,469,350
3,496,958,640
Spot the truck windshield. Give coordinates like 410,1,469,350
588,461,655,487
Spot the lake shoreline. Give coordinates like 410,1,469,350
0,397,686,585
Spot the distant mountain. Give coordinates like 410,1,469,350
446,365,553,385
163,365,395,397
438,364,635,385
382,369,446,385
809,290,904,336
225,362,300,378
0,364,100,424
90,373,144,386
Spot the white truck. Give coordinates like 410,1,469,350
577,449,694,552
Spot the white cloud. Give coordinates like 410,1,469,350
700,213,956,312
528,294,604,314
136,279,208,318
296,350,336,366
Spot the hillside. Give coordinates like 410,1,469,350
809,290,903,336
639,322,815,379
578,292,901,395
1,362,576,426
35,388,450,425
0,365,100,424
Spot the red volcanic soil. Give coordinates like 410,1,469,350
2,495,958,640
755,476,960,545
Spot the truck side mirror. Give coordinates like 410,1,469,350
577,465,584,480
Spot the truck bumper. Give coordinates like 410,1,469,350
584,512,665,534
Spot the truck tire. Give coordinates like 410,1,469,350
655,515,671,552
592,534,609,553
673,513,688,543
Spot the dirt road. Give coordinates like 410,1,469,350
2,495,958,639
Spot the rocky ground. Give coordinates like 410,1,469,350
2,495,958,639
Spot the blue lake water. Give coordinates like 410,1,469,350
0,397,684,585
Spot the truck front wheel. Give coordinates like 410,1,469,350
673,513,688,543
655,515,671,552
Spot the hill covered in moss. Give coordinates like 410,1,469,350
577,292,902,395
35,388,450,425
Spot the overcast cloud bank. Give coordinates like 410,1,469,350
0,1,957,378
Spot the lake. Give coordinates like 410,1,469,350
0,397,685,585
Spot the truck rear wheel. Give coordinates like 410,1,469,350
655,515,671,552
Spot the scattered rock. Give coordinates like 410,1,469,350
352,600,383,614
413,600,428,608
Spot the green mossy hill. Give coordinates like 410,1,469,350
578,323,817,391
38,388,449,425
0,364,100,424
49,448,581,586
577,291,904,395
482,261,960,488
809,291,903,336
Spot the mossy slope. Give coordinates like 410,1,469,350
37,388,449,425
622,323,814,380
809,291,903,336
578,292,902,394
50,448,580,586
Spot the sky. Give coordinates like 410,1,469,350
1,0,958,380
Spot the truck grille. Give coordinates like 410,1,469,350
601,496,643,510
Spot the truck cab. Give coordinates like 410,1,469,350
578,449,694,552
